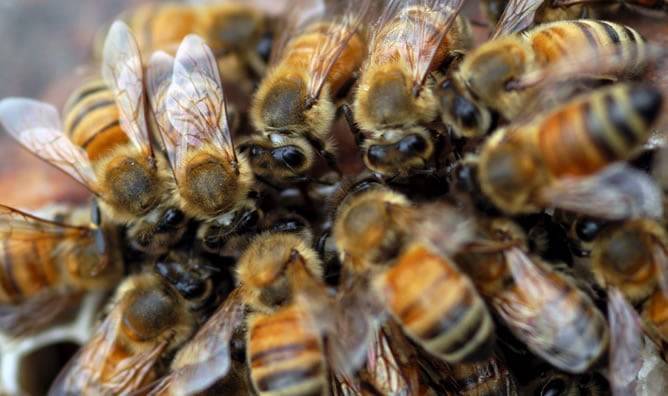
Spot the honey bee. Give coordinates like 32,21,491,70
0,21,186,255
441,10,649,138
455,218,609,373
0,203,122,337
522,370,610,396
48,261,222,396
641,288,668,345
147,34,257,250
589,219,668,303
138,230,332,396
331,182,495,366
474,83,664,218
350,0,472,179
96,1,273,78
247,0,370,183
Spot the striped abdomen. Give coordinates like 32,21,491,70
63,79,127,162
495,269,608,373
529,83,662,177
0,238,62,302
248,306,325,396
448,355,519,396
371,6,471,69
377,245,494,363
526,20,647,75
281,20,365,96
124,3,200,56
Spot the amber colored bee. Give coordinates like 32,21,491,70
331,181,494,366
147,34,257,250
0,203,122,337
96,1,273,78
475,83,663,218
641,288,668,345
590,219,668,303
247,0,369,183
350,0,471,179
48,260,222,396
441,12,649,138
139,230,331,396
456,218,609,373
0,21,186,255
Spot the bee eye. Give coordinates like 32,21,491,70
396,134,427,154
575,218,604,242
539,378,567,396
272,146,306,168
453,95,479,128
162,209,185,227
256,30,273,63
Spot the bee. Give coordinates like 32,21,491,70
0,203,122,337
138,229,331,396
455,218,609,373
247,0,370,184
0,21,186,255
331,181,494,366
47,260,222,396
589,219,668,303
441,7,649,138
350,0,472,179
96,1,273,79
641,288,668,345
147,34,257,250
474,83,664,218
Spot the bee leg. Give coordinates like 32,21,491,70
321,149,342,176
340,104,365,147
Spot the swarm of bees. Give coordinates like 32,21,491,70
0,0,668,394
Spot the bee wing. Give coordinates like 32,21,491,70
48,307,169,396
102,21,153,158
539,163,664,220
495,247,596,373
490,0,544,39
370,0,464,93
607,286,643,396
407,201,474,256
0,98,100,194
159,288,246,396
0,290,82,337
166,34,237,186
0,204,90,240
147,51,179,177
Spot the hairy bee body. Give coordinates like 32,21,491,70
445,19,648,138
247,305,326,396
477,83,662,214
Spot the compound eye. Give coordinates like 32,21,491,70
162,208,185,227
272,146,306,168
396,134,427,154
256,30,273,63
539,378,567,396
575,218,604,242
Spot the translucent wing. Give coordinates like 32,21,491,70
0,98,100,194
607,286,642,396
495,248,605,373
151,289,245,396
49,301,168,395
102,20,153,157
147,51,179,177
0,204,90,241
490,0,544,39
0,290,82,337
166,34,237,186
405,201,474,257
539,163,664,220
371,0,464,92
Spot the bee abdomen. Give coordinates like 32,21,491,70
248,308,325,396
382,246,494,363
537,84,662,177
